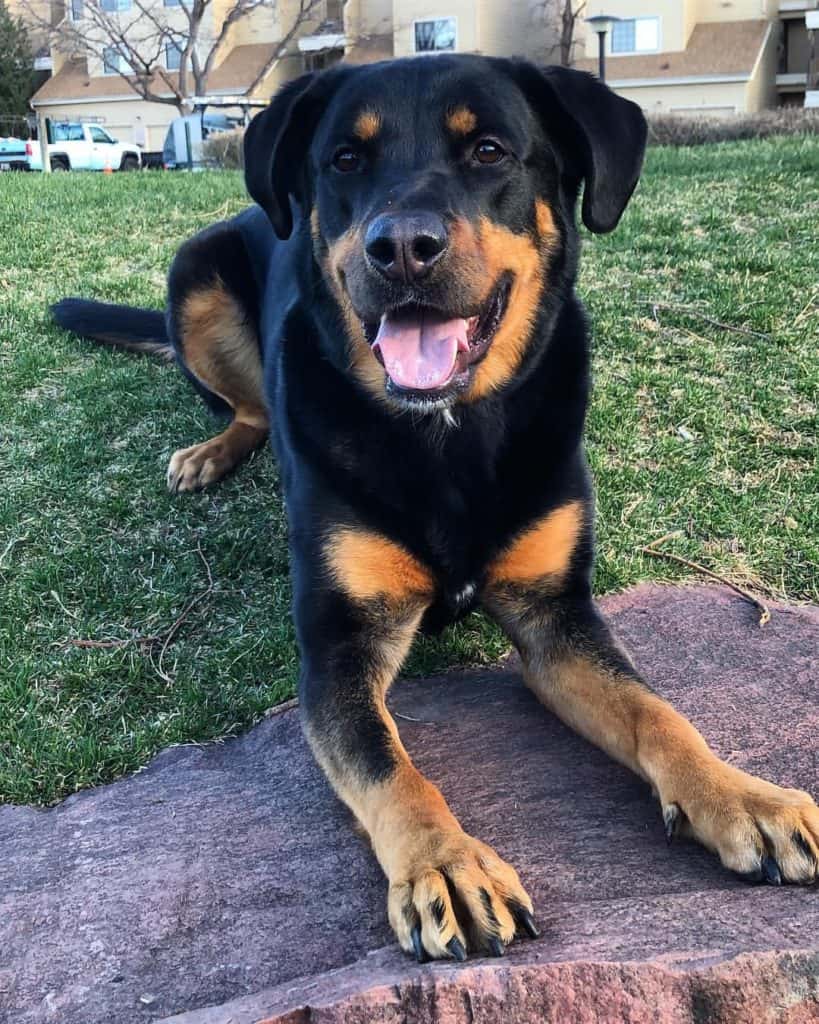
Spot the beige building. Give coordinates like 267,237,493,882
578,0,818,115
29,0,559,151
29,0,817,145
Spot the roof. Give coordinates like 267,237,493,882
575,19,770,82
207,43,280,92
32,60,178,104
31,44,293,106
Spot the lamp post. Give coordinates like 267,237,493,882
586,14,620,83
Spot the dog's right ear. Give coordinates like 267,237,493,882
244,69,348,239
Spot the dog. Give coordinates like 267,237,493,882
52,55,819,963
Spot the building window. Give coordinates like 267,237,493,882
414,17,457,53
69,0,83,20
100,0,132,10
611,17,660,54
303,48,343,72
164,0,181,6
103,47,128,74
165,41,183,70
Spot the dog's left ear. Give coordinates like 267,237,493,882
508,62,647,234
244,67,351,238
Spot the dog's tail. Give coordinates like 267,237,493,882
51,298,174,361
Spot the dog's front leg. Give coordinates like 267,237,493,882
485,584,819,885
294,526,536,961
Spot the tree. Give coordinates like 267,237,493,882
22,0,335,114
535,0,586,67
0,0,36,116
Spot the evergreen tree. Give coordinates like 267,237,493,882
0,1,35,119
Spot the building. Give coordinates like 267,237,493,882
578,1,819,115
28,0,559,150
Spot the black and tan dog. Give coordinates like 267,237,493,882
53,56,819,962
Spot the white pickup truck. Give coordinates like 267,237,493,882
0,122,141,172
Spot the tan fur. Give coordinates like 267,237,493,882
470,217,546,398
489,501,583,585
446,106,477,135
323,227,393,405
534,198,558,243
353,110,381,141
168,280,268,491
325,528,434,603
167,421,268,492
181,282,265,421
524,654,819,881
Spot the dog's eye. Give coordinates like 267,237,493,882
473,140,506,165
332,147,362,173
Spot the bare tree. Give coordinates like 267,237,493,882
535,0,586,67
22,0,336,113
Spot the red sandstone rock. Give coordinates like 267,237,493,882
1,586,817,1024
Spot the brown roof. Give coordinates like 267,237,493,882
32,60,178,104
31,44,298,105
207,43,279,92
575,19,769,81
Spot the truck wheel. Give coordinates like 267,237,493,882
121,155,139,171
50,156,69,172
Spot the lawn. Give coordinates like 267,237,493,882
1,136,817,805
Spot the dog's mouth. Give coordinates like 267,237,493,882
361,275,511,405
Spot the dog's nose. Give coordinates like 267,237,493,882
364,212,448,282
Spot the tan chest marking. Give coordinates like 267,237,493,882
488,501,583,585
325,529,434,603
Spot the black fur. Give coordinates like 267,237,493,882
50,298,172,358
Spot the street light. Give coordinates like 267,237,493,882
586,14,620,83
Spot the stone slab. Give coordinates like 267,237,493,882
1,585,817,1024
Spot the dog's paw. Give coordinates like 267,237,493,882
167,440,230,493
386,829,538,962
662,762,819,884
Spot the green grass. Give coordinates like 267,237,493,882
1,137,817,805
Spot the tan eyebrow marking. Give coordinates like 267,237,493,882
353,110,381,141
446,106,477,135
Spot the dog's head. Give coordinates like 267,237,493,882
245,56,646,412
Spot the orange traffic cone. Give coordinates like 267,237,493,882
103,154,113,175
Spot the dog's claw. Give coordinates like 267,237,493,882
411,925,428,963
737,867,764,884
511,903,540,939
663,803,681,845
447,936,467,962
488,937,505,957
762,854,782,886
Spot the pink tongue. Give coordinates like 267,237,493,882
372,310,469,390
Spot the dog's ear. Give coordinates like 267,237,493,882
244,68,348,238
509,62,647,234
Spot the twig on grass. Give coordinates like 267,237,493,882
151,541,215,684
67,542,216,678
640,302,770,340
640,533,771,627
69,635,163,649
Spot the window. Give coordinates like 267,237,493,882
69,0,83,20
102,47,128,74
88,126,113,143
303,48,343,72
52,123,84,141
414,17,456,53
611,17,660,54
165,41,183,70
164,0,181,7
101,0,132,10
